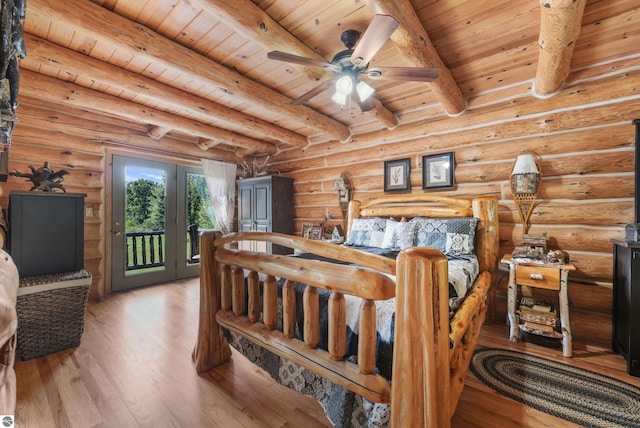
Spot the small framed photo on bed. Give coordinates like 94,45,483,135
332,225,345,242
301,223,313,239
309,226,323,240
384,158,411,192
422,152,455,190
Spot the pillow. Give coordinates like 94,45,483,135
410,217,478,255
381,220,417,250
344,218,387,247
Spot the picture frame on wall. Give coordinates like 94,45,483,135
423,152,455,190
384,158,411,192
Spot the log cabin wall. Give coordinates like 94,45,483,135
271,64,638,348
0,0,636,351
0,94,239,298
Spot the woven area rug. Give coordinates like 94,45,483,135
470,348,640,428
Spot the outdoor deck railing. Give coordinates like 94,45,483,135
125,226,200,270
126,231,165,271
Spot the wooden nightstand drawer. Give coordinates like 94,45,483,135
516,265,560,290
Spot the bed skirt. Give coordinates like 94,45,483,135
224,330,391,428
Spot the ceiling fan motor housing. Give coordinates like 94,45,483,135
340,29,361,49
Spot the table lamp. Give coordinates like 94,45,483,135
510,151,541,234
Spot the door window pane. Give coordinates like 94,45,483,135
125,166,167,275
185,173,214,264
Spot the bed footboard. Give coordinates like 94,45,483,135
193,195,499,428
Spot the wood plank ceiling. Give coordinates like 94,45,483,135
16,0,637,160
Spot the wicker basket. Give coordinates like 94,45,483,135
15,270,92,361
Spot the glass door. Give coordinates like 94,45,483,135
112,156,177,291
111,156,213,291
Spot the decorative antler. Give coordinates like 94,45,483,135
238,155,273,178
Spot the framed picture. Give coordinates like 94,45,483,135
422,152,455,190
384,158,411,192
301,223,313,239
332,225,345,242
309,226,323,240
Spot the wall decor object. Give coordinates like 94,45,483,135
10,161,69,192
384,158,411,192
238,155,278,178
333,171,353,219
0,0,27,181
510,151,542,234
422,152,455,189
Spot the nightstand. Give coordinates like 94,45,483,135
501,255,576,357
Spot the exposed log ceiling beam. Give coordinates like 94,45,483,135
188,0,398,129
147,125,170,141
28,0,351,142
19,69,278,155
534,0,587,97
16,99,240,162
23,33,307,149
364,0,466,115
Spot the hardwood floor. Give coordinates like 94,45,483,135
14,278,640,427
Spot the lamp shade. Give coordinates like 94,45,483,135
356,81,374,102
331,91,348,106
511,153,539,175
335,75,353,95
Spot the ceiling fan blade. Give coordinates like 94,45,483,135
366,67,440,82
291,80,335,105
350,15,399,67
267,51,338,72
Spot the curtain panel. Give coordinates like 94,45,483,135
201,159,236,235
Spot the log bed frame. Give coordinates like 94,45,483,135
193,194,499,427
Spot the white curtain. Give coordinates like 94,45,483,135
201,159,236,235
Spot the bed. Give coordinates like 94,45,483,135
193,194,499,427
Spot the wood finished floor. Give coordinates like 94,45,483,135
14,277,640,427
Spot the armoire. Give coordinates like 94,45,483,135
237,175,293,255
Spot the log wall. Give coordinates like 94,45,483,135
272,58,639,347
0,94,236,298
1,53,637,349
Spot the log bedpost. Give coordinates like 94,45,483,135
391,247,450,428
472,196,500,322
192,230,231,372
346,199,361,238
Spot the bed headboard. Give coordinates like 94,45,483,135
346,194,499,274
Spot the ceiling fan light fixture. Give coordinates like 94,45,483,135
331,91,348,106
356,81,374,102
335,75,353,95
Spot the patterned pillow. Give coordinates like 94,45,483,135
381,220,417,250
410,217,478,255
344,218,387,247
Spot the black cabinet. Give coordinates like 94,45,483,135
8,191,86,277
612,239,640,377
237,176,293,255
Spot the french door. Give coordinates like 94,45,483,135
111,155,203,292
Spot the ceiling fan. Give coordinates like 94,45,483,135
267,15,440,111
